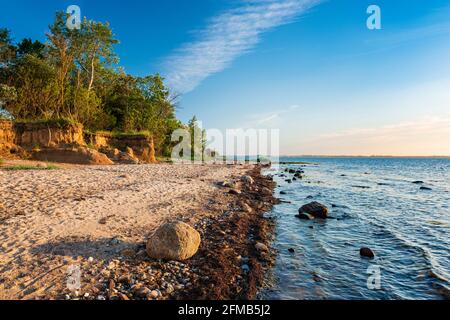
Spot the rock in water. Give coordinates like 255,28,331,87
420,186,432,191
296,213,314,220
360,247,375,258
146,222,201,261
298,202,329,219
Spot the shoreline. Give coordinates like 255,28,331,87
0,162,279,300
179,166,279,300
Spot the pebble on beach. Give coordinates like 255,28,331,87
255,242,269,252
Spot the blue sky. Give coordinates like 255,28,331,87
2,0,450,155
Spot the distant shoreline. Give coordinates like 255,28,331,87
279,155,450,159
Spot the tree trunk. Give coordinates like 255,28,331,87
88,56,95,92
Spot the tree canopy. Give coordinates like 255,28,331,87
0,13,183,156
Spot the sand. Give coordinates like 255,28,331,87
0,163,249,300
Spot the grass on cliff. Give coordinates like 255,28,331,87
13,118,77,128
84,130,152,138
1,164,59,171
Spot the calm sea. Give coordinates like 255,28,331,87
261,157,450,300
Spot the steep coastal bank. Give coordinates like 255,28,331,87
0,119,156,165
0,163,278,300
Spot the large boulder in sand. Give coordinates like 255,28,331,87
298,202,329,219
146,222,201,261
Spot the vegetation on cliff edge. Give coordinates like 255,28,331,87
0,13,183,156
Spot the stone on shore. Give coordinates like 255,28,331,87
298,202,329,219
241,202,252,213
255,242,268,252
229,189,242,195
360,247,375,258
146,222,201,261
241,175,254,185
219,180,235,188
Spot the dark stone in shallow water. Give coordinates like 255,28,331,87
288,248,295,253
360,247,375,258
420,186,432,191
296,213,313,220
412,181,424,184
280,191,287,195
299,202,329,219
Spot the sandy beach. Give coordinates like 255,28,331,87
0,163,277,300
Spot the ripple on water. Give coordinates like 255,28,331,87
262,157,450,300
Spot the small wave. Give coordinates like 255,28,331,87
360,216,450,295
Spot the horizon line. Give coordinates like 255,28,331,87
279,155,450,158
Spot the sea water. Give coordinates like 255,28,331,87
260,157,449,300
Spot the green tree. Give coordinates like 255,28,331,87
46,12,75,117
0,28,16,65
17,38,45,58
7,54,58,120
188,116,206,161
72,18,119,93
0,14,182,157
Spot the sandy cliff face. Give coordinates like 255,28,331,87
0,120,157,164
0,120,15,153
14,122,84,148
85,133,157,163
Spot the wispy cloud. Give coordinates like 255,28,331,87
248,104,301,126
164,0,321,94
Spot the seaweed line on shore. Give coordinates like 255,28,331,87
180,165,279,300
